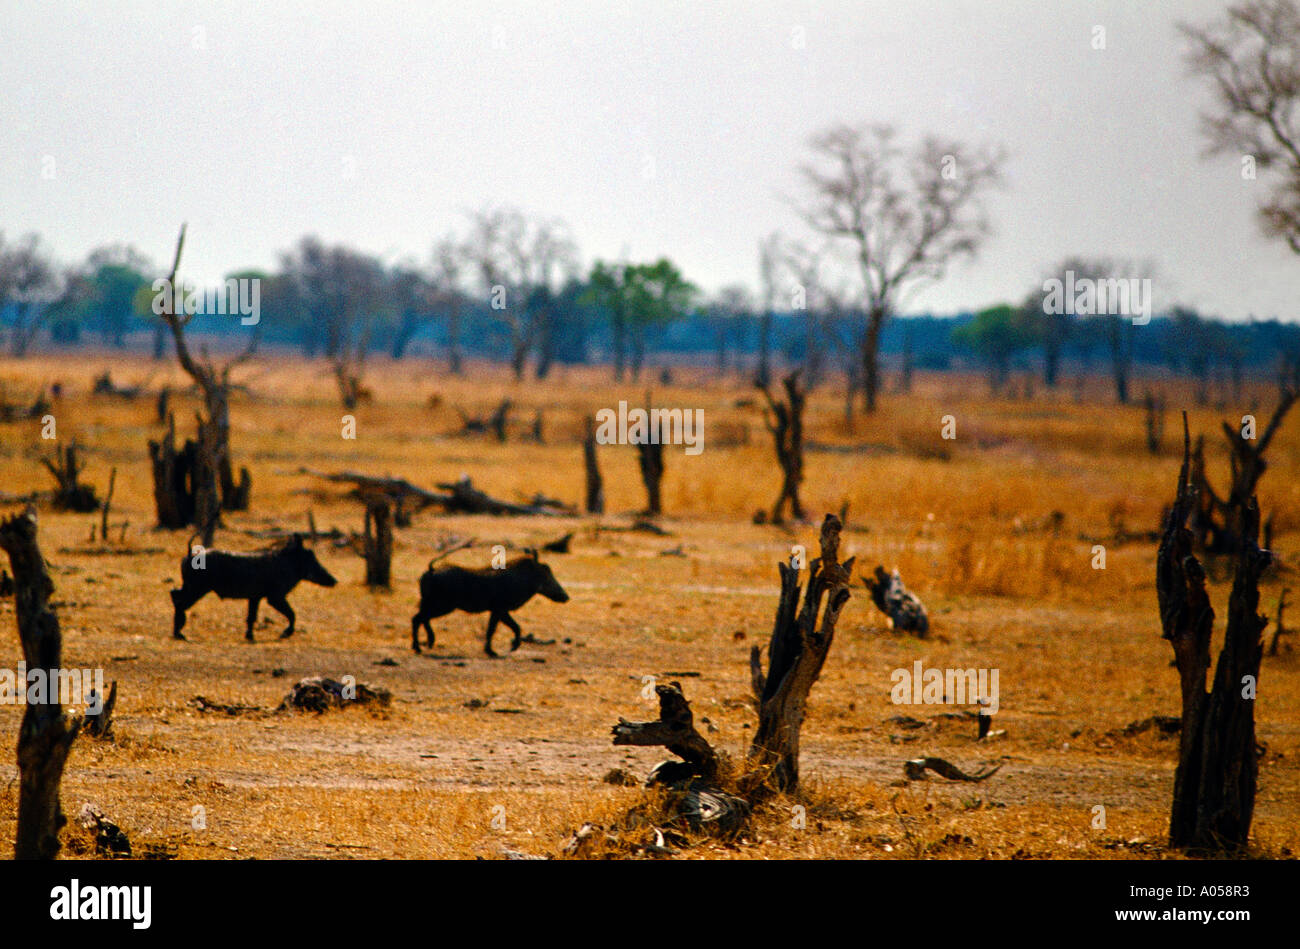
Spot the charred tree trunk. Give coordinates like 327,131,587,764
745,514,854,794
637,441,664,517
583,415,605,515
759,371,807,524
363,499,393,589
0,508,81,859
1158,414,1270,853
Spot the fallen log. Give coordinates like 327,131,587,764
301,469,568,517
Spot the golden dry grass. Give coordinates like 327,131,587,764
0,350,1297,859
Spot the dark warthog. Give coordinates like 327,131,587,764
171,534,337,642
411,549,570,657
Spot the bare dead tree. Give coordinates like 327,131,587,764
794,124,1002,412
0,233,59,357
431,234,467,374
1157,414,1270,853
1,508,81,859
583,415,605,514
746,514,854,794
464,206,577,380
153,225,258,540
1182,0,1300,256
757,233,781,387
758,371,807,524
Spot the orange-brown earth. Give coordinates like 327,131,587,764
0,351,1296,859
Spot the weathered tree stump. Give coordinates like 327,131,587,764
1158,413,1270,853
636,441,664,517
0,507,81,859
148,412,198,530
758,371,807,523
746,514,854,794
363,498,393,589
84,681,117,740
583,415,605,515
613,681,719,785
41,443,99,513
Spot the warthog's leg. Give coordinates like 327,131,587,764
267,594,296,639
171,585,206,641
245,597,261,642
498,612,523,651
411,604,453,654
484,613,503,658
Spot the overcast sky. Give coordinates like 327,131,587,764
2,0,1295,320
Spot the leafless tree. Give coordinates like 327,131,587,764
155,225,259,537
1182,0,1300,255
0,233,59,357
430,233,468,374
703,284,753,375
793,124,1002,412
463,206,577,380
757,233,782,387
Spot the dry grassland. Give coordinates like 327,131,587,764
1,351,1297,859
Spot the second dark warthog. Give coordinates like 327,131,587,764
171,534,338,642
411,549,570,657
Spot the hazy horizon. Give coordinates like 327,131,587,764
2,0,1296,321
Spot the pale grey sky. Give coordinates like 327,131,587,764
2,0,1295,319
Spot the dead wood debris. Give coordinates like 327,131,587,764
277,676,392,713
903,757,1003,782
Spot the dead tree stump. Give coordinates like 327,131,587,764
637,441,664,517
583,415,605,515
148,412,197,530
745,513,854,794
613,681,719,785
759,371,807,523
41,443,99,513
363,499,393,589
0,507,81,859
1158,414,1270,853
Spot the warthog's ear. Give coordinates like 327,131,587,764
525,547,539,561
288,533,304,550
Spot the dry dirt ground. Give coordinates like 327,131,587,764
0,351,1297,859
